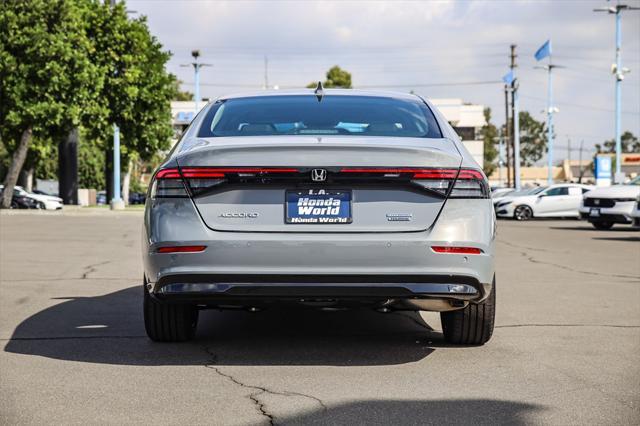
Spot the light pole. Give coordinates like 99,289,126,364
546,63,555,185
110,123,124,210
594,3,638,183
181,50,212,115
108,0,131,210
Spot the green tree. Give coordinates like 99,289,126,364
83,2,176,198
595,131,639,154
479,108,499,175
514,111,548,166
171,79,194,101
307,65,353,89
0,0,101,208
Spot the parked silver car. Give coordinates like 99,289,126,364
142,89,496,345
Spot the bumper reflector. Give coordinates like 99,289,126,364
432,246,483,255
156,245,207,254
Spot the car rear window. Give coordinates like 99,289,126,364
197,95,442,138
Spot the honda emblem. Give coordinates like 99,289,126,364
311,169,327,182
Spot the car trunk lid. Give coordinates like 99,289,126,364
175,136,463,233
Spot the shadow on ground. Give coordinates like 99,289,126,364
278,399,543,425
5,286,442,367
549,225,636,232
592,236,640,242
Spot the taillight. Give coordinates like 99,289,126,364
432,246,483,254
340,167,489,199
151,167,300,198
412,168,488,198
150,168,189,199
156,245,207,254
179,168,226,195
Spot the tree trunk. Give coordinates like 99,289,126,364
58,127,79,204
105,146,113,203
122,159,132,206
1,128,32,208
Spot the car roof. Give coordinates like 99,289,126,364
216,88,422,102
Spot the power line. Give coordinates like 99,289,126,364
519,93,640,115
356,80,503,88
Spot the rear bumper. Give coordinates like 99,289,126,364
142,198,496,307
150,273,492,312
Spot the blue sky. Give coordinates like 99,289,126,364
129,0,640,162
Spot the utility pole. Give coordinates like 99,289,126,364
263,55,269,89
181,50,212,114
504,84,512,187
510,44,521,190
498,131,505,187
578,139,585,183
594,3,638,183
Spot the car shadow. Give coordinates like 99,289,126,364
550,225,634,232
278,399,543,425
4,286,445,367
592,236,640,242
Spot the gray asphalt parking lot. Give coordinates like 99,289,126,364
0,211,638,425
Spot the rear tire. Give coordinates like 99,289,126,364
514,205,533,221
592,221,614,230
143,285,198,342
440,278,496,345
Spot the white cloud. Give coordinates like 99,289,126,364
130,0,640,158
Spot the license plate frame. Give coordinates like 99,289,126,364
285,189,352,224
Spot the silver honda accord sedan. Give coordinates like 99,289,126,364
142,88,496,345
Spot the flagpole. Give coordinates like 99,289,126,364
546,58,554,185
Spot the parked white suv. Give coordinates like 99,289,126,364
631,196,640,227
495,183,593,220
579,176,640,229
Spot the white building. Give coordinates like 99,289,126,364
429,99,486,167
171,98,486,166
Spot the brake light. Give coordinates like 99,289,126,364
150,168,189,199
432,246,483,255
340,167,489,198
156,245,207,254
151,167,301,198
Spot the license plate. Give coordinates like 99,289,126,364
286,189,352,224
590,208,601,217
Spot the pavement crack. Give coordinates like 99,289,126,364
80,261,111,279
203,346,326,424
499,240,566,254
498,241,639,281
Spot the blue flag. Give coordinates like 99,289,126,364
535,40,552,61
502,70,514,85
